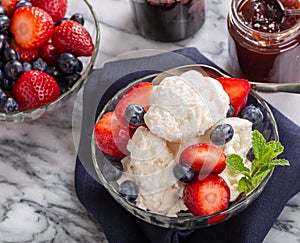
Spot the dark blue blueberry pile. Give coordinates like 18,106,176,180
0,4,86,113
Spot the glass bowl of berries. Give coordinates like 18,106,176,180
0,0,100,122
90,64,290,229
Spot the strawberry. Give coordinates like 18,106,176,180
216,77,251,116
94,112,131,158
12,70,60,111
115,82,153,127
51,20,94,56
30,0,68,23
1,0,17,17
10,39,39,62
39,43,59,66
183,174,230,217
10,6,54,49
179,143,226,175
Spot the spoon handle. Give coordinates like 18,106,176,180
284,9,300,16
250,82,300,94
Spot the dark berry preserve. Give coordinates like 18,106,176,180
130,0,205,42
228,0,300,83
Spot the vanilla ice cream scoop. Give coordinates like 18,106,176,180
120,127,186,216
144,70,229,143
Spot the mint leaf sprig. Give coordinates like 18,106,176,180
226,130,290,195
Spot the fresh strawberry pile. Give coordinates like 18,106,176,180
0,0,95,113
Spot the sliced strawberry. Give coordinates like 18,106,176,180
94,112,131,158
12,70,60,111
51,20,94,56
179,143,226,175
216,77,251,116
10,6,54,49
183,174,230,216
1,0,17,17
30,0,68,23
10,39,39,62
115,82,153,127
39,43,59,66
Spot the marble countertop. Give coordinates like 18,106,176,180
0,0,299,242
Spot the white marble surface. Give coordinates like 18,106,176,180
0,0,300,242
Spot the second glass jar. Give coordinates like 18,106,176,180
130,0,205,42
228,0,300,83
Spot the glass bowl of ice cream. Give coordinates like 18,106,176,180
91,64,287,229
0,0,100,122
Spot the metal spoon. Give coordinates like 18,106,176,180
266,0,300,23
152,64,300,94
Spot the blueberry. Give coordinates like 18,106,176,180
0,34,9,50
240,105,264,126
246,148,255,162
118,180,138,203
210,124,234,146
0,6,6,15
227,103,235,117
0,97,18,113
32,57,47,72
0,68,4,81
45,66,61,80
173,163,194,183
0,87,7,101
58,82,69,95
70,13,85,25
22,62,32,72
4,60,23,81
57,53,82,74
125,104,146,126
62,72,81,87
0,15,10,35
102,159,123,182
3,47,20,62
0,78,15,91
16,0,32,9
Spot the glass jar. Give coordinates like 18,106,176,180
228,0,300,83
130,0,205,42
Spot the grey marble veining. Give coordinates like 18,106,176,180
0,0,299,242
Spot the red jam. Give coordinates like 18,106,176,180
130,0,205,42
228,0,300,83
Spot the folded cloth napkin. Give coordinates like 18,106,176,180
75,47,300,243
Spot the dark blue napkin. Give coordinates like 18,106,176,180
75,47,300,243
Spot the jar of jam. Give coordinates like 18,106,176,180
130,0,205,42
228,0,300,83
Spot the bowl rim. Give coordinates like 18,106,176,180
0,0,101,122
91,65,279,229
